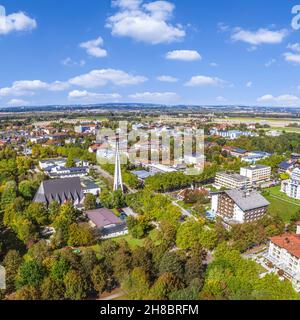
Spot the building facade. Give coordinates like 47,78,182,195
267,223,300,292
240,165,271,184
281,168,300,200
214,172,251,190
211,189,269,224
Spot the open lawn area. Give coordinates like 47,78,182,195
263,186,300,223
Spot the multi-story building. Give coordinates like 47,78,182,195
214,172,251,190
240,165,271,184
267,223,300,292
211,189,269,224
281,168,300,200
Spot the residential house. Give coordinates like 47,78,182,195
85,208,128,239
267,222,300,292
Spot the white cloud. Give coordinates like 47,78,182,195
157,75,178,82
284,52,300,64
210,62,219,67
68,69,148,88
185,75,228,87
284,43,300,65
7,99,29,106
0,8,37,35
265,59,276,67
129,91,179,103
79,37,107,58
112,0,142,10
61,57,86,67
246,81,253,88
106,0,185,44
68,90,121,102
287,43,300,52
216,96,227,102
217,22,230,33
257,94,299,106
0,80,69,97
231,28,288,45
166,50,201,61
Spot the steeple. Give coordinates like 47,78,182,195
113,138,124,193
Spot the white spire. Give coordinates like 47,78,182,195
113,138,124,193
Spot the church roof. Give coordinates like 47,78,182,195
34,177,84,206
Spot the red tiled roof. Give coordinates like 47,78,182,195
270,233,300,259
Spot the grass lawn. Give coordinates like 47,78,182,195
263,186,300,222
112,234,145,248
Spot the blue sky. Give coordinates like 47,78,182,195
0,0,300,107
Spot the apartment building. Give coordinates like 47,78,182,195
267,222,300,292
240,165,271,184
211,189,269,224
214,172,251,190
281,168,300,200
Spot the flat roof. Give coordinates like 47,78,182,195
242,165,270,171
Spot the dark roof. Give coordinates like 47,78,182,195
225,189,270,211
279,161,295,170
85,208,123,228
34,177,84,206
231,148,247,154
132,170,156,180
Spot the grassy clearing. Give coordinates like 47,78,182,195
263,186,300,222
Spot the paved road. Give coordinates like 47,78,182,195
172,201,197,221
99,292,125,301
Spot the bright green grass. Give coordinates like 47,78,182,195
263,186,300,222
113,234,144,248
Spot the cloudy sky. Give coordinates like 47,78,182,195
1,0,300,107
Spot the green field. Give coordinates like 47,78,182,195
263,186,300,222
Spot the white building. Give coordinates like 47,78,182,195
214,172,251,190
148,164,177,174
267,223,300,292
240,165,271,184
266,130,282,137
281,168,300,200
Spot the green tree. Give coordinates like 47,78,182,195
3,250,23,293
65,155,76,168
17,261,46,288
50,258,70,283
148,273,184,300
159,251,184,279
176,219,204,250
127,216,151,239
122,267,150,300
67,223,95,247
64,270,88,300
25,203,48,225
41,277,65,300
84,193,97,211
18,180,35,200
91,265,107,295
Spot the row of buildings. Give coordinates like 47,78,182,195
214,165,272,190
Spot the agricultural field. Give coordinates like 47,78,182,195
214,117,300,128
